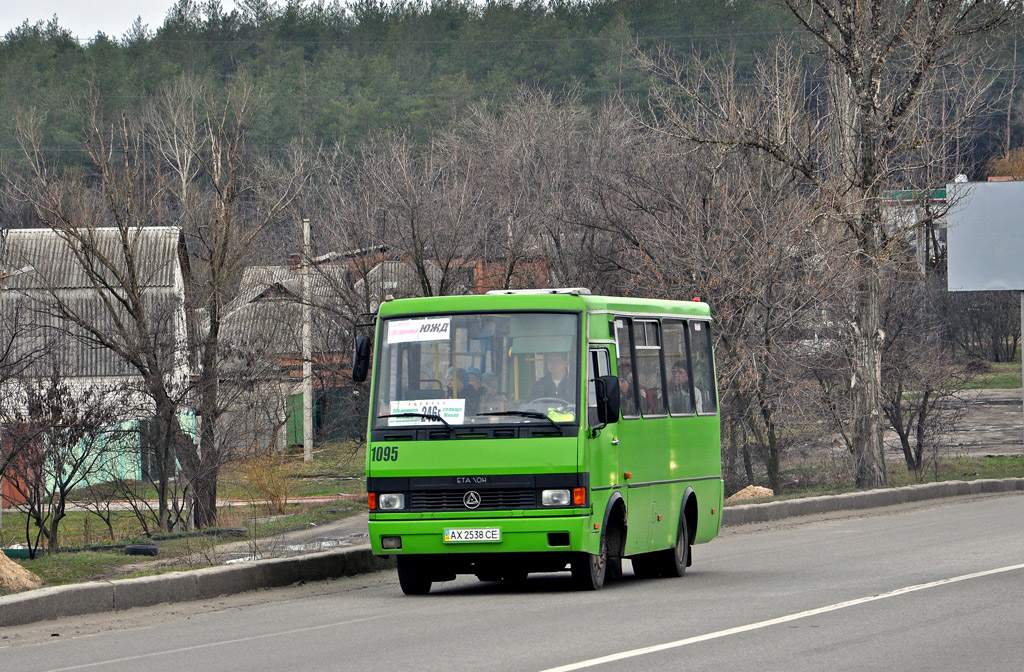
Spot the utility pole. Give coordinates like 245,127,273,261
302,218,314,462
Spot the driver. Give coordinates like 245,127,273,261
533,351,572,399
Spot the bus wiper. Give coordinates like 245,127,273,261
378,413,453,432
477,411,561,430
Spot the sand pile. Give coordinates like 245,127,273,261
0,552,44,595
726,485,774,502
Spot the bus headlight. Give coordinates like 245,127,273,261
542,489,571,506
378,493,405,510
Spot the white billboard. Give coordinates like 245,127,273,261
947,181,1024,292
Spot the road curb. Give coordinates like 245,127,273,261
0,546,394,628
3,479,1023,628
721,478,1024,526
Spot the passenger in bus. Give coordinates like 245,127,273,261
447,367,481,416
533,351,573,399
618,363,637,416
641,386,662,415
466,367,487,414
480,371,501,412
668,360,701,414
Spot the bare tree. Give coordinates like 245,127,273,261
880,264,970,475
145,74,311,528
642,2,1013,487
584,76,843,491
456,89,590,290
1,361,126,556
360,133,483,296
7,105,190,532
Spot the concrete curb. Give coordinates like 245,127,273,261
721,478,1024,526
0,545,394,629
3,478,1023,628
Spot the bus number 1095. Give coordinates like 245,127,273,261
370,446,399,462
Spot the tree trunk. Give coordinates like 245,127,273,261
851,249,886,489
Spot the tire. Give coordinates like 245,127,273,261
657,514,689,578
396,556,432,595
124,542,158,557
571,530,608,591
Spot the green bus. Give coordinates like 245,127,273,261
354,288,723,594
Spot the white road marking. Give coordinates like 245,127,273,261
540,562,1024,672
44,613,393,671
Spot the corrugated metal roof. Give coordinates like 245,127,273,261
353,259,446,298
220,265,349,357
0,227,181,291
0,227,187,379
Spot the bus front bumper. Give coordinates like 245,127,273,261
369,514,592,556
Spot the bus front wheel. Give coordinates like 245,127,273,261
397,556,432,595
571,531,608,590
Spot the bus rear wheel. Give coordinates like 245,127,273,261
658,515,689,578
631,515,689,579
397,556,432,595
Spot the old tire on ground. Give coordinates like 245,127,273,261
397,556,432,595
124,543,158,557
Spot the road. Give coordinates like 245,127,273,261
2,493,1023,671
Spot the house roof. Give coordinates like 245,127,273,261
1,227,183,291
219,265,350,358
0,227,187,379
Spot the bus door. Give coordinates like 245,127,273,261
612,317,651,555
586,346,616,495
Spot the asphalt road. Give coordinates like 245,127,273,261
3,493,1023,672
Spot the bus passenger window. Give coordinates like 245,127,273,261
663,320,695,416
689,321,717,414
614,318,639,418
633,320,665,416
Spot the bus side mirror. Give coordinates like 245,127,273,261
352,334,372,383
594,375,620,426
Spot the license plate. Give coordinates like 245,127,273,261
443,528,501,543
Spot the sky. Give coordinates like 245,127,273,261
0,1,240,40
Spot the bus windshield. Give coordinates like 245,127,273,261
372,312,579,428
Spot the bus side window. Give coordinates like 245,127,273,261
689,321,717,414
614,318,639,418
663,320,696,416
633,319,666,416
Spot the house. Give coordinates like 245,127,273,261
218,263,355,452
0,226,192,499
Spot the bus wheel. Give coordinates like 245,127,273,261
658,515,690,578
397,556,432,595
571,531,608,590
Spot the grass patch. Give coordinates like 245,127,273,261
3,441,368,586
10,499,367,586
219,441,366,501
18,551,129,586
963,361,1022,390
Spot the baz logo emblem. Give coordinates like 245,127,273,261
463,491,482,509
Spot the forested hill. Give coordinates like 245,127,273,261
0,0,796,153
